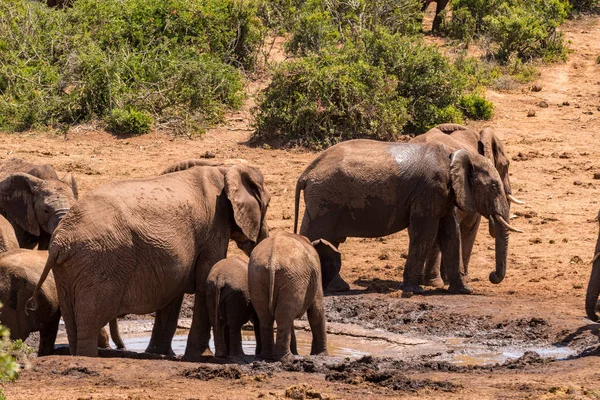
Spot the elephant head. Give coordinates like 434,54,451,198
586,211,600,321
312,239,342,290
0,173,76,237
478,127,524,238
450,150,522,285
225,165,271,256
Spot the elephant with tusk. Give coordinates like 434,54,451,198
294,139,523,296
411,124,524,287
586,211,600,322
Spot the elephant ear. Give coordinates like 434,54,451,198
0,173,42,236
62,173,78,199
477,127,496,163
312,239,342,290
450,150,476,214
224,165,270,243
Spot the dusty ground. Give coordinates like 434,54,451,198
2,12,600,400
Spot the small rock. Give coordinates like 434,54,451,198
201,151,216,159
574,180,583,186
530,84,542,92
593,173,600,180
583,110,594,115
527,110,536,117
538,101,548,108
563,101,570,106
575,104,581,108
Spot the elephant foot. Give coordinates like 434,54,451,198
145,346,176,357
422,277,445,288
325,274,350,293
400,283,424,296
447,283,474,295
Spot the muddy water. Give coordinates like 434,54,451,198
116,327,576,365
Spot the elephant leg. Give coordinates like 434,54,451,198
422,239,445,287
291,329,298,356
274,318,294,361
253,314,262,356
184,287,213,360
460,213,481,279
97,327,110,348
227,323,244,357
432,0,448,32
257,312,274,359
307,298,327,356
402,215,440,295
109,318,125,350
146,293,183,356
38,314,60,357
439,213,473,294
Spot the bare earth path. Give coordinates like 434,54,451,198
2,15,600,400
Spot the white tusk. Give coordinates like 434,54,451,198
495,215,524,233
507,194,525,205
593,252,600,263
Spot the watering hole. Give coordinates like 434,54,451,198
105,319,576,366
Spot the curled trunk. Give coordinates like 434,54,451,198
586,250,600,322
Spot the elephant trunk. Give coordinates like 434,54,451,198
47,207,70,234
489,215,509,284
585,255,600,322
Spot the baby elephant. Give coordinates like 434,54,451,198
206,256,259,358
0,249,124,356
249,232,341,361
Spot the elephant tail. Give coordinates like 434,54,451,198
268,264,276,317
109,319,125,350
26,250,58,314
214,282,222,327
294,177,306,234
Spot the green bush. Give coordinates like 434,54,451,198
446,0,570,63
106,108,153,136
569,0,599,11
287,0,423,56
0,0,260,133
253,54,409,148
458,93,494,119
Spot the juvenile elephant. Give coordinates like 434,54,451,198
206,256,259,358
422,0,449,32
294,140,523,295
0,158,78,250
0,249,123,356
411,124,524,286
29,162,270,359
248,232,341,361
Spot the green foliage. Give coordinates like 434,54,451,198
568,0,599,11
0,316,20,383
446,0,570,63
106,108,153,136
254,53,409,148
0,0,260,133
287,0,423,56
458,92,494,119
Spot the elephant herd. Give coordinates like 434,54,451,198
0,123,597,363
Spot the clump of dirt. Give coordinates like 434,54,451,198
183,365,243,380
324,295,553,344
284,384,328,399
325,356,457,392
59,366,99,377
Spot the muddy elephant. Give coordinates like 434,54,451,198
206,256,259,358
249,232,341,361
0,158,78,250
0,249,123,356
29,161,270,359
411,124,524,286
422,0,449,32
294,140,523,295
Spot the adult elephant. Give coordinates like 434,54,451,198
294,140,522,295
422,0,449,32
411,124,524,286
0,158,78,250
586,211,600,321
29,161,270,359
